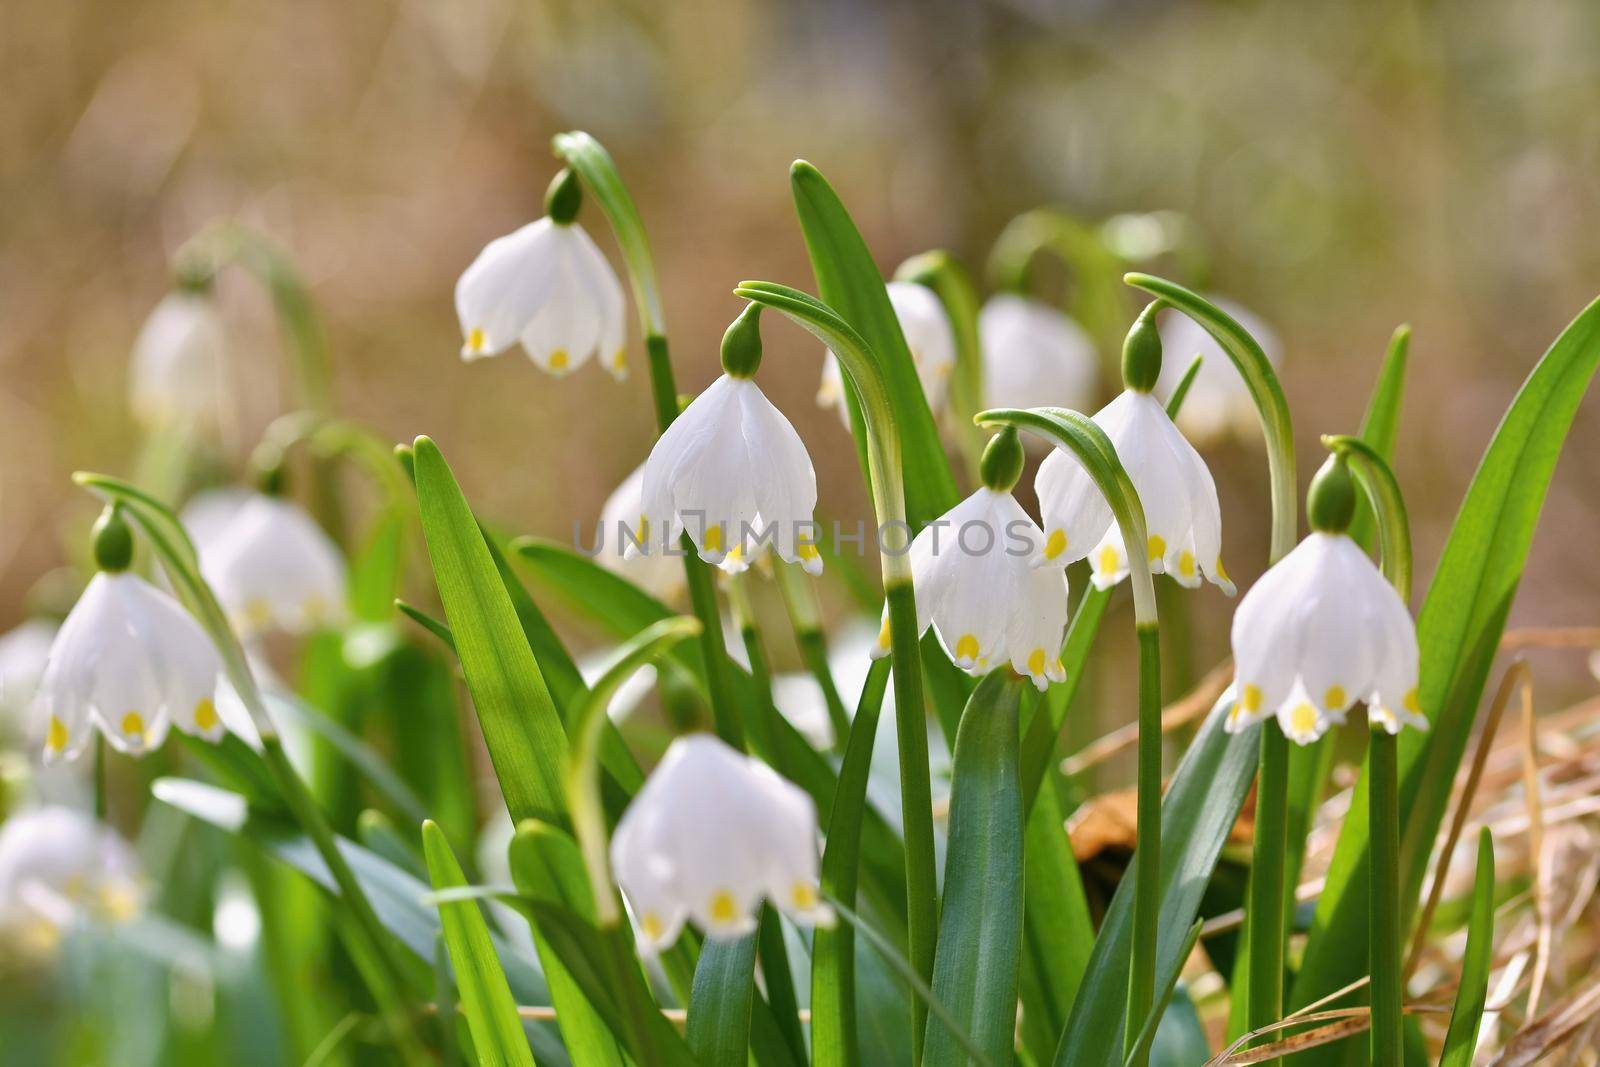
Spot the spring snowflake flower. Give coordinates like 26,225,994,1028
595,463,685,601
38,572,224,761
0,807,143,956
818,281,956,426
1035,387,1232,594
1228,458,1423,744
634,362,821,576
183,490,347,636
979,294,1099,413
37,509,223,763
129,290,227,430
1155,296,1280,445
454,170,627,378
0,620,57,730
873,428,1069,690
610,734,830,952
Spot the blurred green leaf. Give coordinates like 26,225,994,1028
688,935,758,1067
422,820,536,1067
925,673,1024,1066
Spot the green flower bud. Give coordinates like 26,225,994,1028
545,167,583,226
1121,300,1165,393
720,303,764,378
1307,453,1357,534
92,504,135,573
979,426,1025,493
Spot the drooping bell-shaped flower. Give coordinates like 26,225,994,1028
1155,296,1280,445
0,806,144,952
873,429,1069,690
819,281,955,426
0,619,57,731
183,489,347,636
595,463,686,601
610,733,830,952
129,289,227,431
979,294,1099,413
634,305,821,576
36,508,223,763
1227,456,1422,744
454,168,627,378
1035,305,1233,594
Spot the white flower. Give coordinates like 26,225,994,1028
979,294,1099,413
0,806,143,954
1155,297,1281,445
455,217,627,378
610,734,829,951
129,291,227,431
1227,532,1422,744
819,281,956,426
871,488,1069,691
595,464,685,601
37,572,223,763
0,620,57,732
184,491,347,636
634,374,821,576
1034,389,1233,595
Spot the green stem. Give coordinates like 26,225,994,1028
775,560,851,750
1369,731,1403,1065
727,574,782,772
886,579,938,1064
1245,727,1289,1061
1125,623,1163,1067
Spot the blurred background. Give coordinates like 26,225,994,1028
6,0,1600,1061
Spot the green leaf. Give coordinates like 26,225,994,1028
1439,829,1495,1067
1347,325,1410,550
411,436,568,825
1122,921,1202,1067
422,820,536,1067
151,778,571,1065
1053,699,1261,1067
688,935,758,1067
1019,778,1093,1061
925,673,1024,1067
1292,294,1600,1029
811,657,891,1067
506,822,629,1067
790,160,959,531
512,536,910,929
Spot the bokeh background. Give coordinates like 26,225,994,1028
5,0,1600,694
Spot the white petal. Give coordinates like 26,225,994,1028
1155,297,1281,444
1228,538,1321,729
1034,446,1113,568
887,281,956,414
736,381,819,572
599,464,685,601
979,295,1099,413
454,218,561,358
191,493,347,636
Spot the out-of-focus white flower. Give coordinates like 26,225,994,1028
872,487,1069,691
37,573,223,763
978,294,1099,413
1155,297,1280,445
130,291,227,431
0,621,57,735
610,734,830,952
595,464,686,601
1228,532,1422,744
819,282,956,426
455,217,626,378
768,673,837,750
1035,389,1233,595
634,374,821,577
0,806,143,956
184,491,347,636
